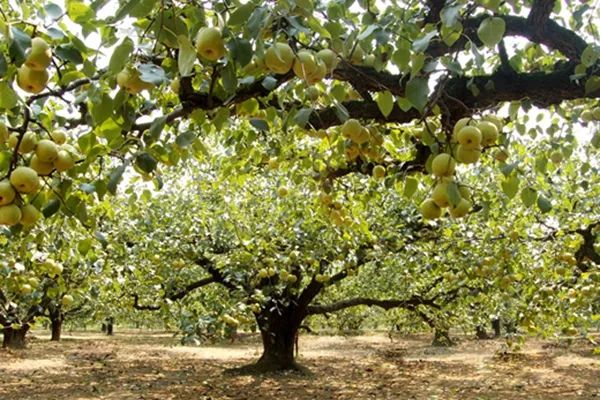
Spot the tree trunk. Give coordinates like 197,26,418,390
229,307,304,373
476,325,490,340
50,316,63,341
2,325,29,349
492,318,502,337
431,328,454,346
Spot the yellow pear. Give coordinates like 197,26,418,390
457,126,482,149
54,150,75,172
25,37,52,71
116,67,154,94
17,65,49,94
9,166,40,193
20,204,41,225
431,180,452,208
36,139,59,162
9,132,38,154
49,130,67,144
0,180,16,206
265,43,295,74
341,119,363,139
316,49,338,72
456,145,481,164
0,204,22,226
431,153,456,177
293,50,319,81
195,27,226,61
420,198,442,219
372,165,386,180
449,198,471,218
30,154,54,175
477,121,499,146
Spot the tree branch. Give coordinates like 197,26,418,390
307,294,439,315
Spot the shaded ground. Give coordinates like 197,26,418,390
1,330,599,399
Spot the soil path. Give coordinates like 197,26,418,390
1,331,599,399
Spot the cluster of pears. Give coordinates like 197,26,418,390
264,43,338,84
450,115,503,164
0,126,75,227
339,118,385,163
580,106,600,122
17,37,52,94
318,191,352,227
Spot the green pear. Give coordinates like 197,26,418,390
372,165,386,180
116,67,154,94
61,294,74,307
36,139,59,162
0,122,8,144
53,150,75,172
420,198,442,219
477,121,499,146
456,145,481,164
25,37,52,71
0,180,16,206
49,130,67,144
17,65,49,94
10,166,41,193
431,180,452,208
431,153,456,177
9,132,38,154
316,49,338,72
195,27,226,61
0,204,22,226
20,204,41,225
293,50,319,81
30,154,54,175
265,43,295,74
449,198,471,218
457,126,482,149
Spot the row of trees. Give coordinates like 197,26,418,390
0,0,599,372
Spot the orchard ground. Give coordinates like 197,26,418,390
1,330,599,400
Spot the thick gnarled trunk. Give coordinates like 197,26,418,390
2,325,29,349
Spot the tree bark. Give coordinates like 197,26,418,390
492,318,502,337
50,316,63,342
432,328,454,347
2,325,29,349
229,306,305,373
476,325,490,340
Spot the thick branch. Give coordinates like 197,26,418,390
307,295,439,315
527,0,555,35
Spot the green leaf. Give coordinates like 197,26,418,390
9,27,31,64
412,30,437,52
250,119,269,132
43,199,61,218
221,62,238,93
440,5,461,27
108,38,134,74
246,7,268,38
145,116,167,144
135,152,158,174
177,35,196,77
77,238,92,255
537,195,552,213
229,3,256,26
294,108,313,128
402,177,418,198
584,76,600,95
375,91,394,117
501,175,519,199
405,78,428,112
0,53,6,77
447,181,462,207
66,0,94,23
581,45,599,67
229,38,253,67
0,82,19,109
175,131,196,148
358,24,379,40
44,3,64,19
107,165,126,195
138,63,166,85
520,187,537,208
55,44,83,64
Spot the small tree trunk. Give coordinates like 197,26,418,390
432,328,454,346
476,325,490,340
492,318,502,337
2,325,29,349
50,316,63,341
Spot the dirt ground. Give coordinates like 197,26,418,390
1,330,599,400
